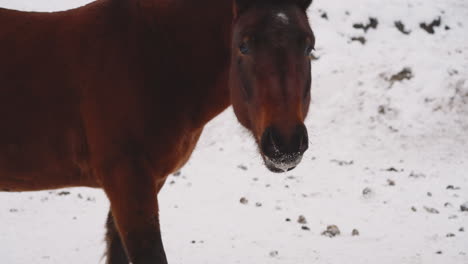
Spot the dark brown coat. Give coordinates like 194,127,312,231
0,0,313,262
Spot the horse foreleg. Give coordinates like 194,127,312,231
103,162,168,264
105,210,129,264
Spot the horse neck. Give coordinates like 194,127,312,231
112,0,235,128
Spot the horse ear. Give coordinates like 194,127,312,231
233,0,312,17
295,0,313,10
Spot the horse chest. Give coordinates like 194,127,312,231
157,128,203,176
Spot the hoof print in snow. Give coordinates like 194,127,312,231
322,225,341,237
331,159,354,166
237,165,248,171
459,227,465,232
255,202,262,207
449,215,458,220
9,208,18,213
409,172,426,178
446,185,461,190
362,187,373,198
286,175,296,180
394,21,411,35
173,171,181,177
269,251,279,258
436,251,443,255
460,202,468,212
411,206,417,212
420,17,441,34
301,226,310,231
387,179,396,186
239,197,248,205
446,233,455,238
350,36,366,45
353,17,378,32
57,191,70,196
424,206,440,214
352,229,360,236
297,215,308,224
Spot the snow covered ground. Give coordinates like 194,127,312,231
1,0,467,263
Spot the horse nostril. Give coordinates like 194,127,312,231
261,127,282,158
294,124,309,154
262,125,309,158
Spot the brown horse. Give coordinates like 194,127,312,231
0,0,314,263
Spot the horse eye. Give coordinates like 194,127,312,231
305,45,314,56
239,42,250,55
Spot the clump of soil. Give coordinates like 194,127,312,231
389,68,414,88
380,68,414,89
424,206,440,214
297,215,307,224
322,225,341,237
351,36,366,45
394,21,411,35
460,202,468,212
420,17,441,34
353,17,379,32
352,229,360,236
319,9,328,20
240,197,248,205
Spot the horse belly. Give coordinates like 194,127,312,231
0,116,94,191
0,83,95,191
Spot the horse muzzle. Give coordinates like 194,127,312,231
260,124,309,173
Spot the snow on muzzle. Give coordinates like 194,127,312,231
260,124,308,173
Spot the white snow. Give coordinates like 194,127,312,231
276,12,290,24
1,0,467,263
